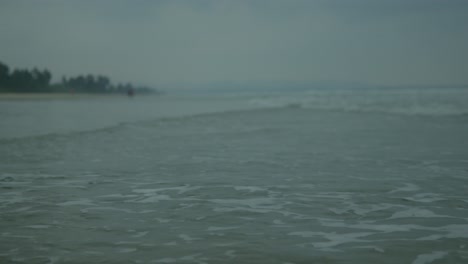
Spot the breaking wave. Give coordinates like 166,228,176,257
248,88,468,117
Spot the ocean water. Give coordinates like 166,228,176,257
1,88,468,263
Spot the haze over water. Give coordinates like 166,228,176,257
1,0,468,263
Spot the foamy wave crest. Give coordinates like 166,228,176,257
248,88,468,116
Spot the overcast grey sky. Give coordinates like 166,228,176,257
1,0,467,87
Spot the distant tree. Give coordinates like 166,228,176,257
61,73,114,93
30,68,52,92
96,75,110,93
0,62,10,91
1,60,162,95
40,69,52,89
10,69,33,92
0,62,54,92
0,62,9,80
84,74,94,92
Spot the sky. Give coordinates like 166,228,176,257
1,0,468,88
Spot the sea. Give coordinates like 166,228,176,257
1,87,468,263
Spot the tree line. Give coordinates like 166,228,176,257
0,61,158,94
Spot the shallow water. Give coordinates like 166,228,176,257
1,90,468,263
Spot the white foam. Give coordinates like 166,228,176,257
47,256,60,264
132,186,201,203
178,234,200,242
85,206,134,213
417,234,442,241
289,231,373,249
389,183,420,193
139,210,157,214
57,199,95,206
154,218,171,223
233,186,265,192
403,193,445,203
119,248,137,253
137,195,171,203
390,208,449,219
225,250,236,258
305,192,352,200
154,258,177,263
441,224,468,239
320,218,468,242
115,241,140,245
333,202,400,216
318,218,426,233
132,231,149,238
355,246,385,253
133,185,199,195
26,225,50,229
12,206,32,212
99,194,139,199
412,251,448,264
207,226,238,232
211,197,281,210
273,219,286,225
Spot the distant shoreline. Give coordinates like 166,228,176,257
0,93,128,101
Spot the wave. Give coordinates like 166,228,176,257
0,107,270,143
2,89,467,141
247,88,468,117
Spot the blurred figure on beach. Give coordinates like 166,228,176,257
127,87,134,97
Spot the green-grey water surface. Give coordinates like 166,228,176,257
1,90,468,263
